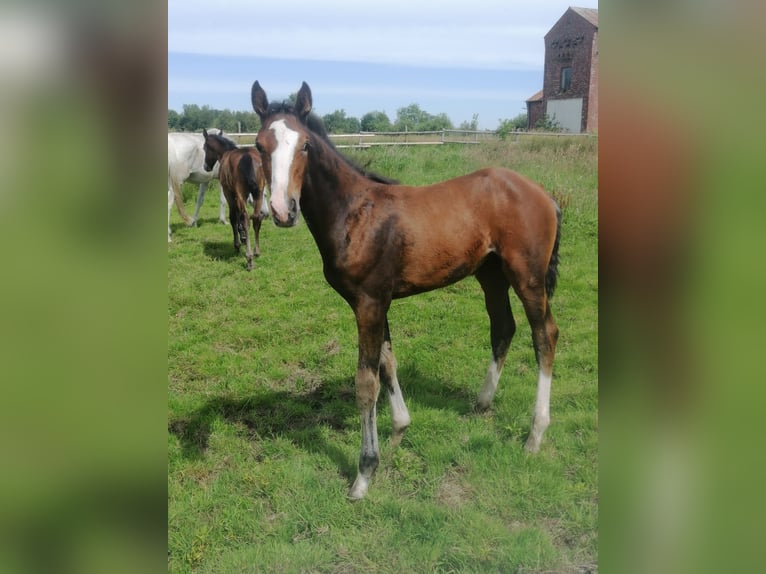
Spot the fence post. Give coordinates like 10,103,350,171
441,129,445,144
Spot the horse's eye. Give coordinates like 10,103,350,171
302,141,310,152
255,141,264,153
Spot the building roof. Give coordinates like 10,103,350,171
526,90,544,103
570,6,598,27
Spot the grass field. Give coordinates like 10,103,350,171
168,137,597,573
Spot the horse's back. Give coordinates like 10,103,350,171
390,167,556,234
380,167,558,295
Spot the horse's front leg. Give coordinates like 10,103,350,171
168,188,174,242
348,297,387,500
191,182,208,226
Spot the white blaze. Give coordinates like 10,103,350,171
269,119,299,220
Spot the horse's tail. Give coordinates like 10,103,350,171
238,152,259,198
545,201,562,299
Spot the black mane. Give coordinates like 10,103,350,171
264,100,398,185
209,132,238,152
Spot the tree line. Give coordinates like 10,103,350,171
169,102,528,134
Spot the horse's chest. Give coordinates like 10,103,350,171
320,230,399,297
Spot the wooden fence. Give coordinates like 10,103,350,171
224,129,595,148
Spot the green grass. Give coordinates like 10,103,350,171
169,138,597,573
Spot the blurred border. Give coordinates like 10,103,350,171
601,1,766,572
2,0,766,572
0,2,168,573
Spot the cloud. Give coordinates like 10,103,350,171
167,0,594,70
169,25,545,70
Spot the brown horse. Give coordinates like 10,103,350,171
202,129,268,270
252,81,561,500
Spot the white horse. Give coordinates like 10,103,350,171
168,130,228,242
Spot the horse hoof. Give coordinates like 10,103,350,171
389,431,405,448
524,437,542,453
475,401,491,413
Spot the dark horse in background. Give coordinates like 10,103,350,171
202,129,269,271
252,81,561,499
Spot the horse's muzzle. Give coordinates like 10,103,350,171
271,198,298,227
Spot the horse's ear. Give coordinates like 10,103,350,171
296,81,312,121
252,81,269,119
202,128,208,138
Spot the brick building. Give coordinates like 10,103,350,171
527,7,598,133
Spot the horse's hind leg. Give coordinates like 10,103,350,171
475,256,516,411
515,282,558,453
218,188,228,224
250,197,263,258
229,203,241,252
380,318,411,447
237,195,253,270
243,213,253,271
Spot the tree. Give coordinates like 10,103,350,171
215,109,237,133
322,109,361,134
423,113,453,131
361,111,392,132
394,104,453,131
234,110,260,132
459,113,479,131
168,109,181,131
534,113,562,132
496,113,528,140
168,101,460,135
394,103,427,131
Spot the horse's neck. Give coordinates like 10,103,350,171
301,145,364,258
215,140,235,157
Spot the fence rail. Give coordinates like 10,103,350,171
223,129,596,148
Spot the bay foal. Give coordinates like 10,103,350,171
202,129,268,270
253,81,561,499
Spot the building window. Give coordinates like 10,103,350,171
561,67,572,92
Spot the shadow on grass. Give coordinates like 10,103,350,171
169,377,358,479
169,366,479,480
169,221,193,235
202,240,239,261
398,364,476,416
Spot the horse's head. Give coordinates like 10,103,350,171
252,81,313,227
201,128,219,172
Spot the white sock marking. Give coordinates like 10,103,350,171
526,369,552,452
477,359,500,409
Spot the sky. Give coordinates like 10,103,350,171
168,0,598,130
